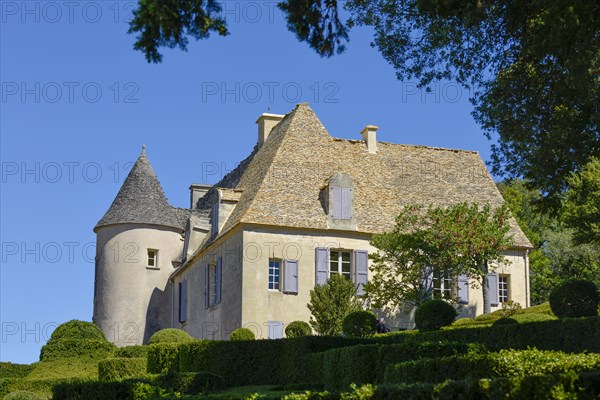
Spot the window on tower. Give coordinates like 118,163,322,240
147,249,158,269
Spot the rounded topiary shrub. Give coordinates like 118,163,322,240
39,320,115,361
492,317,518,327
342,311,377,338
414,299,457,331
229,328,255,341
3,391,44,400
49,320,106,341
148,329,194,345
549,279,600,318
285,321,312,338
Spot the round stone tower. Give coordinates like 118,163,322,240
93,146,187,346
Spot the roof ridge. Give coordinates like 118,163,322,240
331,136,478,154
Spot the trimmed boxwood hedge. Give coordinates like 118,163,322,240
39,339,115,362
178,336,374,386
2,391,44,400
147,329,193,345
52,373,225,400
48,321,105,341
0,378,69,399
0,363,35,379
114,346,148,359
384,349,600,385
375,317,600,353
98,358,147,382
147,343,180,374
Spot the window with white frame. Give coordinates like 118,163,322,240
498,275,509,303
147,249,158,268
433,270,453,299
268,259,281,290
329,250,351,280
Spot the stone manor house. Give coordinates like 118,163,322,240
92,103,532,346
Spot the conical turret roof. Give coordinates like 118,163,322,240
94,146,186,232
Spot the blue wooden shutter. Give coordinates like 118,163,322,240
332,187,342,219
283,259,299,294
211,203,219,235
354,250,368,296
179,281,187,323
487,273,499,306
315,248,329,285
204,264,210,309
341,188,352,220
457,274,470,304
215,257,222,304
268,321,283,339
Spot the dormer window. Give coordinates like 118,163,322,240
326,173,355,225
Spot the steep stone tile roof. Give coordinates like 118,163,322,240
94,147,188,232
211,103,532,248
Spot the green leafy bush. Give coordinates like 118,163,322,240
147,343,180,374
114,346,148,359
384,348,600,384
414,300,457,331
285,321,312,338
147,329,193,345
492,317,518,327
39,339,115,362
0,378,67,399
48,320,106,341
512,313,556,323
39,320,115,362
550,279,600,318
229,328,255,341
342,311,377,338
153,372,225,394
451,318,475,326
2,391,44,400
0,363,35,379
98,358,147,382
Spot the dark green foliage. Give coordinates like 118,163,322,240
414,300,457,331
563,157,600,245
39,320,114,362
550,279,600,318
48,320,106,341
511,313,556,324
308,273,361,336
342,311,377,338
375,317,600,353
0,363,35,379
114,346,148,359
493,318,518,327
147,343,181,374
53,372,224,400
178,336,373,386
285,321,312,338
98,358,147,382
128,0,228,63
39,339,115,362
153,372,225,394
384,349,600,385
2,391,44,400
323,344,379,390
147,329,193,345
0,378,67,399
229,328,255,341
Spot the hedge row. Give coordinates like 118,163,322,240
178,336,373,386
52,372,225,400
0,363,36,379
98,358,148,382
384,348,600,385
114,346,148,359
377,317,600,353
39,339,116,361
147,344,180,374
317,341,487,390
0,377,69,399
278,371,600,400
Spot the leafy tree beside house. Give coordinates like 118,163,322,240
307,273,361,336
365,203,514,315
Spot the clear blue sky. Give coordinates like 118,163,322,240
1,1,493,364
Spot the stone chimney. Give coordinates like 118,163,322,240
189,184,211,209
256,113,285,148
361,125,379,154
